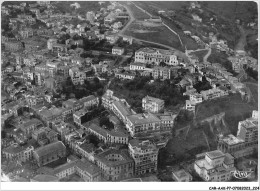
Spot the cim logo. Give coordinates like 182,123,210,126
231,170,254,179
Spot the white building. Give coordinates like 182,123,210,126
135,47,178,65
194,150,236,181
69,67,86,85
185,100,196,112
201,88,228,100
130,62,146,71
190,93,203,104
112,46,124,55
142,96,164,113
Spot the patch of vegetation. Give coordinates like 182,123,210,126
124,23,182,50
193,78,212,93
245,67,258,81
245,32,258,59
59,77,106,99
99,116,114,131
86,134,101,147
110,76,187,111
195,93,256,134
190,50,208,62
207,49,238,76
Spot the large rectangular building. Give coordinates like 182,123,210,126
95,149,134,181
52,159,101,182
128,139,159,175
126,113,161,137
33,141,66,167
135,47,178,65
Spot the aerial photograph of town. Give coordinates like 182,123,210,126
1,0,258,188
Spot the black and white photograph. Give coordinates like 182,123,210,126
1,0,259,190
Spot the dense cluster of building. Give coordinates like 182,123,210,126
1,1,258,183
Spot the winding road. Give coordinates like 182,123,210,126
203,48,212,63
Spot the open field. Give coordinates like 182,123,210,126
120,2,150,20
138,1,187,11
201,1,257,23
133,2,201,50
124,21,182,49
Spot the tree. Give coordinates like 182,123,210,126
245,67,258,81
159,62,167,67
1,130,6,139
87,134,100,147
72,34,82,41
61,27,67,32
99,116,114,130
93,77,100,84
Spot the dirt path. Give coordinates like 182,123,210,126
162,22,184,47
131,2,153,17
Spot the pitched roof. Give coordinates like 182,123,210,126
112,101,132,117
80,95,96,103
75,159,101,175
34,141,66,157
2,145,25,154
143,96,164,104
95,149,133,167
79,143,95,153
88,123,107,137
52,159,100,176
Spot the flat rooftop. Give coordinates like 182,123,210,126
206,150,225,159
222,134,244,145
